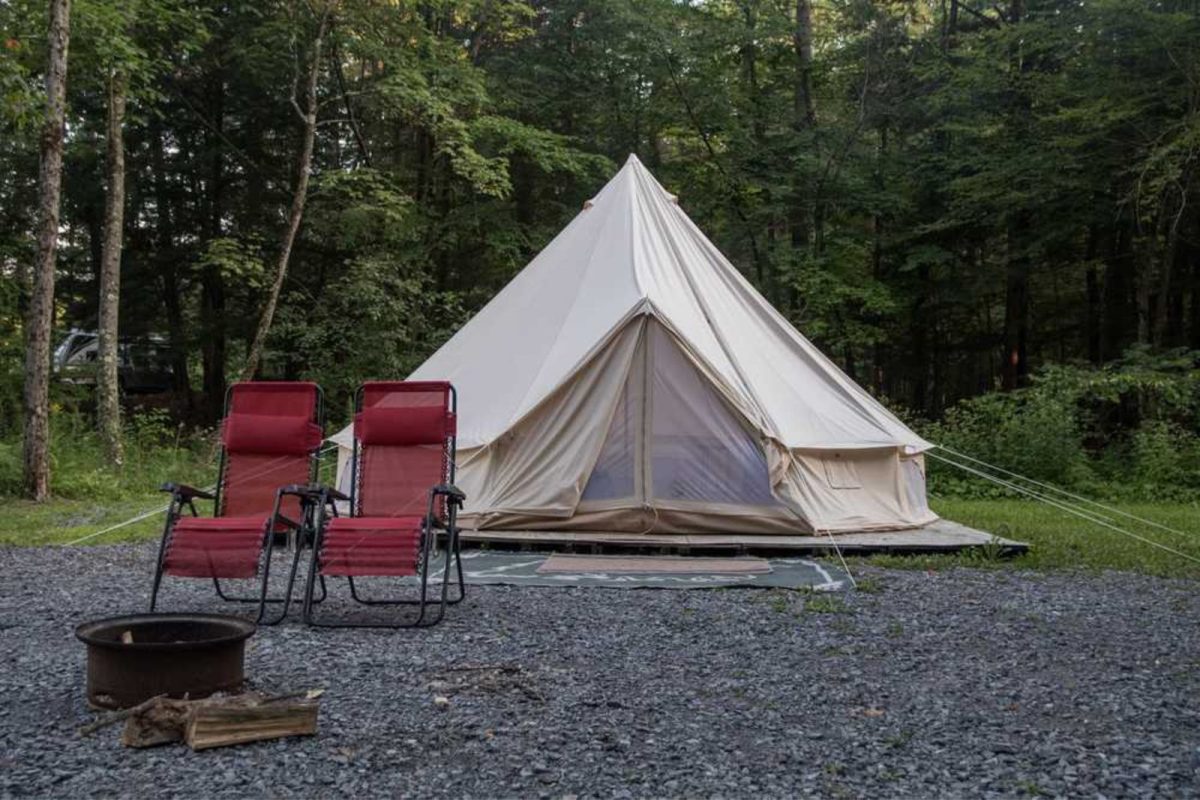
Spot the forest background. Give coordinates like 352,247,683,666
0,0,1197,567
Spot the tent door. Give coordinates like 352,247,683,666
580,318,779,510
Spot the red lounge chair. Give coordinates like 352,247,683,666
303,381,466,628
150,382,325,624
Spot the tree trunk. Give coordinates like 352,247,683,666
22,0,71,501
1002,219,1030,390
200,69,226,423
1001,0,1030,390
97,71,126,466
240,9,329,382
1084,225,1102,363
150,120,193,417
740,4,766,145
789,0,816,245
792,0,816,130
1190,250,1200,350
1134,233,1152,345
1152,197,1185,347
788,0,817,309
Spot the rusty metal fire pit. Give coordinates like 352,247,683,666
75,613,256,709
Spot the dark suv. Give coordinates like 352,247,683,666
53,329,175,394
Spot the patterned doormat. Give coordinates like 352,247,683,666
537,554,772,575
426,551,848,591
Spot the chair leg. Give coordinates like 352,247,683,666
301,528,322,626
423,530,457,626
211,554,325,606
307,532,437,629
445,531,466,606
258,538,306,626
148,512,176,612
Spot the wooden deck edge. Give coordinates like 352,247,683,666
454,524,1029,557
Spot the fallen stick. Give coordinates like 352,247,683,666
78,694,167,737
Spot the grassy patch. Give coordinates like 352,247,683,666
805,595,850,614
3,421,1198,584
0,414,215,546
859,497,1200,579
0,411,343,548
0,495,178,547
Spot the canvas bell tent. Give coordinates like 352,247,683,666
333,155,937,534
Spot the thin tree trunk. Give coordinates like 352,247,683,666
1135,233,1152,345
1084,224,1102,363
1002,221,1030,390
788,0,817,313
1001,0,1030,390
1152,196,1185,347
22,0,71,501
200,63,226,423
789,0,817,252
240,9,329,381
793,0,816,129
1190,250,1200,350
150,121,193,417
97,71,126,466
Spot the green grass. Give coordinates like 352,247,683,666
858,497,1200,579
0,494,179,547
1,425,1197,582
5,495,1198,581
0,411,342,547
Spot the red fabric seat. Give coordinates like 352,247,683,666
162,516,270,579
151,381,325,625
319,516,423,577
302,381,463,628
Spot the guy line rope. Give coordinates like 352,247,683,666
61,443,340,547
927,448,1200,566
62,442,1196,573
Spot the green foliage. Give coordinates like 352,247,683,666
2,0,1199,524
0,407,212,502
926,390,1088,490
197,237,267,287
0,276,23,434
924,350,1200,500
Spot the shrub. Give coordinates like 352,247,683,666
922,349,1200,501
0,408,214,501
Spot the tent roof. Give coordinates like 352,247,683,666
337,154,929,453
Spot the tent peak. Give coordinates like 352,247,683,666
624,153,643,165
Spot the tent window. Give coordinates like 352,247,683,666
822,453,862,490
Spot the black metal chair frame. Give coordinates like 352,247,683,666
302,383,466,629
149,384,328,625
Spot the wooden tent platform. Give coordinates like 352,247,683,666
459,518,1028,557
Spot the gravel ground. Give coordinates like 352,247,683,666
1,541,1198,799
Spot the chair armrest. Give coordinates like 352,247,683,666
279,483,350,503
160,482,215,501
432,484,466,505
278,483,325,500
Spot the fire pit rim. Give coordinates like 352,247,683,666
75,612,256,652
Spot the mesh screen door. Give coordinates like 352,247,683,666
581,320,778,508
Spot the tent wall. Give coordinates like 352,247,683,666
334,314,936,534
461,504,808,534
772,449,936,532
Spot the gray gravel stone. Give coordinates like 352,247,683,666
0,541,1198,798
